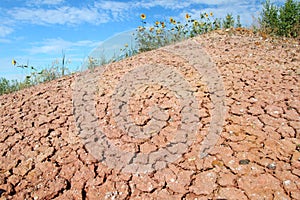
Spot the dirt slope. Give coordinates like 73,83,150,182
0,30,299,199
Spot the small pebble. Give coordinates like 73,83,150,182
267,163,276,170
296,144,300,152
239,159,250,165
283,180,291,185
0,189,6,196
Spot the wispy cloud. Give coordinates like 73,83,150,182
0,25,14,37
95,1,131,12
0,38,11,43
26,38,98,55
94,1,132,20
177,1,263,26
26,0,65,6
135,0,205,9
132,0,242,10
4,0,288,27
7,6,110,26
12,0,237,28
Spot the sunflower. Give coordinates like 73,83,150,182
160,21,165,28
156,29,162,34
12,59,17,66
193,20,199,26
88,56,94,63
210,12,213,17
138,26,145,31
149,27,154,32
155,21,159,26
140,13,146,20
185,13,190,19
205,13,209,18
169,17,176,24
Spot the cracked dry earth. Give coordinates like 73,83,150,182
1,30,300,200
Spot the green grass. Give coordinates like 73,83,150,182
1,0,299,96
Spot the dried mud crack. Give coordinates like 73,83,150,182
1,30,299,199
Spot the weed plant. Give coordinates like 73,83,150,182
0,58,70,95
1,0,298,95
134,12,243,53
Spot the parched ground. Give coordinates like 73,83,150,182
0,29,299,199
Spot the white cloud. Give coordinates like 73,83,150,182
0,25,14,37
26,38,98,55
95,1,132,20
134,0,243,10
0,38,11,43
177,0,265,26
95,1,131,11
26,0,65,6
7,6,110,26
4,0,288,27
95,0,198,11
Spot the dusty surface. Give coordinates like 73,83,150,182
0,29,300,199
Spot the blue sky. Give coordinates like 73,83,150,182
0,0,285,80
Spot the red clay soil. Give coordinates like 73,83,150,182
0,29,299,199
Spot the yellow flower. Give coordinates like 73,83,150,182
155,21,159,26
140,13,146,20
169,17,176,24
12,59,17,65
138,26,145,31
205,13,209,18
185,13,190,19
160,21,165,28
149,27,154,32
210,12,213,17
193,20,199,26
156,29,162,34
124,44,128,47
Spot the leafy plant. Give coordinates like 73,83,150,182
259,0,300,37
134,12,234,53
260,0,279,34
236,15,242,28
0,56,70,96
222,13,235,29
278,0,300,37
119,43,138,60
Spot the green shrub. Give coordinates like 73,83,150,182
278,0,300,37
259,0,300,37
0,77,30,95
0,77,10,95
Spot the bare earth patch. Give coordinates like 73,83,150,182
0,30,299,199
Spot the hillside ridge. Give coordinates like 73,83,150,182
0,30,299,199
